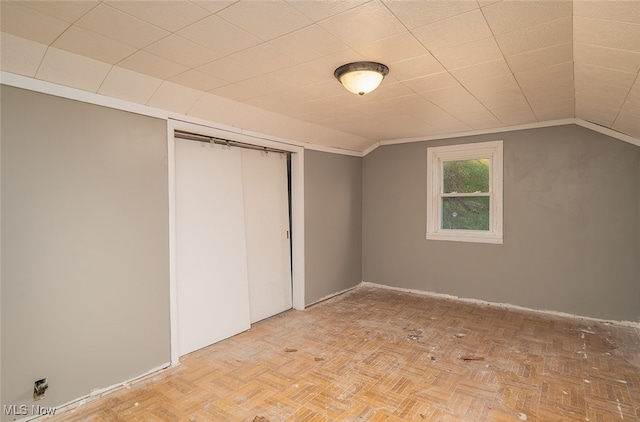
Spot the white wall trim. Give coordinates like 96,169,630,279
167,119,306,361
426,140,503,244
0,72,363,158
24,363,170,422
361,282,640,329
302,142,363,157
1,71,169,120
575,119,640,147
305,284,360,308
362,141,382,156
166,125,179,367
2,71,310,378
364,118,640,155
4,72,638,156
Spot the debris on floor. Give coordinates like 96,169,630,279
453,333,465,338
405,327,423,341
458,355,484,361
430,356,436,361
517,413,528,420
314,357,324,361
253,417,269,422
284,348,298,353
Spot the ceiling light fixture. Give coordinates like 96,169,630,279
334,61,389,96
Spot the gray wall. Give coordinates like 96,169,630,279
305,150,362,304
363,125,640,322
1,86,170,419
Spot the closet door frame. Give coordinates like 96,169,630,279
167,119,305,366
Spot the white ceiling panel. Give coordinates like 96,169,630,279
412,9,492,50
574,16,640,52
36,47,111,92
573,43,640,74
457,109,503,129
0,32,47,77
98,66,162,104
217,1,312,42
0,0,638,151
191,1,238,14
118,50,189,80
319,0,406,47
177,15,262,56
105,1,210,32
505,42,573,73
474,88,530,110
143,35,222,69
574,63,637,90
286,0,370,22
389,54,445,81
496,16,573,57
52,26,137,64
228,43,301,74
1,1,70,44
354,32,429,64
268,25,349,63
481,0,572,35
450,59,512,86
491,104,537,126
146,81,202,114
168,69,228,92
422,85,488,115
573,1,640,25
403,72,460,94
431,37,503,69
515,62,575,94
382,0,479,29
461,74,520,96
613,81,640,136
74,4,169,49
196,57,263,84
14,0,100,23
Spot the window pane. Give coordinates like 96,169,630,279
442,197,490,230
443,159,489,193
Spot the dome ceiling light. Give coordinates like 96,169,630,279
334,61,389,96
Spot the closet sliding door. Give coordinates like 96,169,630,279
241,149,292,323
175,139,251,356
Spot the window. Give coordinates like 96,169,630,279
426,141,503,244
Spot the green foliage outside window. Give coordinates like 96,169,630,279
442,159,490,230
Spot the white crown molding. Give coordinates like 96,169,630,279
575,119,640,147
3,72,638,158
363,118,640,156
302,143,364,157
0,71,363,157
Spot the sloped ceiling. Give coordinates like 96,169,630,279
1,0,639,152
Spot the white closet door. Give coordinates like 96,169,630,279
241,149,292,323
175,139,250,356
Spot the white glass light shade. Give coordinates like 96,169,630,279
339,70,385,96
334,62,389,96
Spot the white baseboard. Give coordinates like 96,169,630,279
306,284,360,307
360,281,640,329
34,362,174,421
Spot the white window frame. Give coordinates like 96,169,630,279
426,140,503,244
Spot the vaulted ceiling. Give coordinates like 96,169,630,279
1,0,639,152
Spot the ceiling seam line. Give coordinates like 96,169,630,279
610,72,640,128
478,4,541,125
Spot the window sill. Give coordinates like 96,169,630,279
426,232,503,244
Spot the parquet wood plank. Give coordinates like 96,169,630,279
44,286,640,421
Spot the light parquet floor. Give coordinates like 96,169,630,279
50,286,640,421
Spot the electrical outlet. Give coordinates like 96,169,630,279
33,378,48,400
